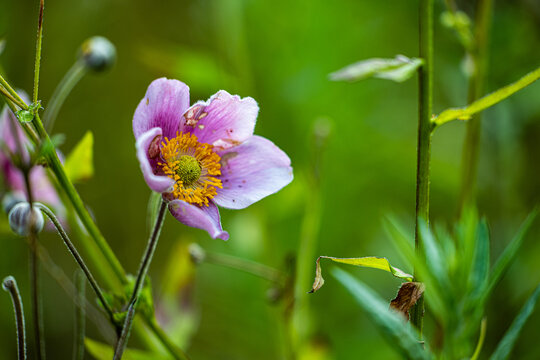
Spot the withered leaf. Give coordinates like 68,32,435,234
389,282,425,320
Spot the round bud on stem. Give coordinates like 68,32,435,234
8,202,44,236
79,36,116,72
2,193,25,213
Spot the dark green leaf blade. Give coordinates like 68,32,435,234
332,267,432,360
490,284,540,360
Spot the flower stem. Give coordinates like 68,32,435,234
411,0,434,337
459,0,493,210
0,74,28,109
201,251,284,283
32,0,44,106
35,203,118,329
73,270,86,360
42,60,87,132
113,199,169,360
2,276,27,360
29,232,46,360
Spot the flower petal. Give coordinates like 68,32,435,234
133,78,190,140
168,200,229,240
214,135,293,209
182,90,258,149
136,127,174,193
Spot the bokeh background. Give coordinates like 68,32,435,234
1,0,540,359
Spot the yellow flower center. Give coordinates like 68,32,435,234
159,132,222,206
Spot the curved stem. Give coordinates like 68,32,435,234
202,251,283,283
43,60,87,132
113,199,170,360
411,0,434,337
35,203,117,328
2,276,27,360
0,74,27,109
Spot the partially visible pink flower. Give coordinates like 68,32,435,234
133,78,293,240
0,102,64,217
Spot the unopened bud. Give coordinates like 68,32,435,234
79,36,116,72
8,202,44,236
188,243,206,264
2,193,25,213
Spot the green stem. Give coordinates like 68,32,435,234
32,114,127,285
29,232,46,360
0,74,27,109
113,199,171,360
411,0,434,337
203,251,283,283
459,0,493,210
73,270,86,360
43,60,87,132
2,276,27,360
35,203,117,328
33,0,44,105
143,317,190,360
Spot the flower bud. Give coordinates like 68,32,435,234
2,193,25,213
79,36,116,72
8,202,44,236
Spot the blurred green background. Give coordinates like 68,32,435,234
1,0,540,359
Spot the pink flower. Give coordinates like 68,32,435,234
133,78,293,240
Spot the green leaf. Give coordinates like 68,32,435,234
64,131,94,183
332,268,432,360
440,10,473,50
309,255,412,293
15,109,34,123
433,66,540,127
329,55,423,83
469,218,490,298
483,209,538,303
85,338,170,360
490,284,540,360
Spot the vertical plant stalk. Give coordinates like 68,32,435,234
459,0,494,209
35,203,117,328
73,270,86,360
33,0,44,105
114,199,188,360
411,0,434,337
3,276,27,360
42,60,87,131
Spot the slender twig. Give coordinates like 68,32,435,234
2,276,27,360
459,0,494,210
411,0,434,337
0,73,27,109
73,270,86,360
33,0,44,105
35,203,117,328
113,199,169,360
43,60,87,131
203,252,284,283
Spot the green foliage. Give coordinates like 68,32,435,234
329,55,423,83
332,267,432,360
64,131,94,183
383,209,538,359
440,10,473,51
433,66,540,127
490,284,540,360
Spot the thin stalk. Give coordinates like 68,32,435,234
459,0,494,210
31,113,126,285
43,60,87,131
73,270,86,360
113,199,169,360
203,252,283,283
33,0,44,105
142,317,190,360
0,74,27,109
2,276,27,360
35,203,117,328
29,232,45,360
411,0,434,337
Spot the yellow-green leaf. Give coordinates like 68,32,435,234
309,256,412,293
433,66,540,128
65,131,94,183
